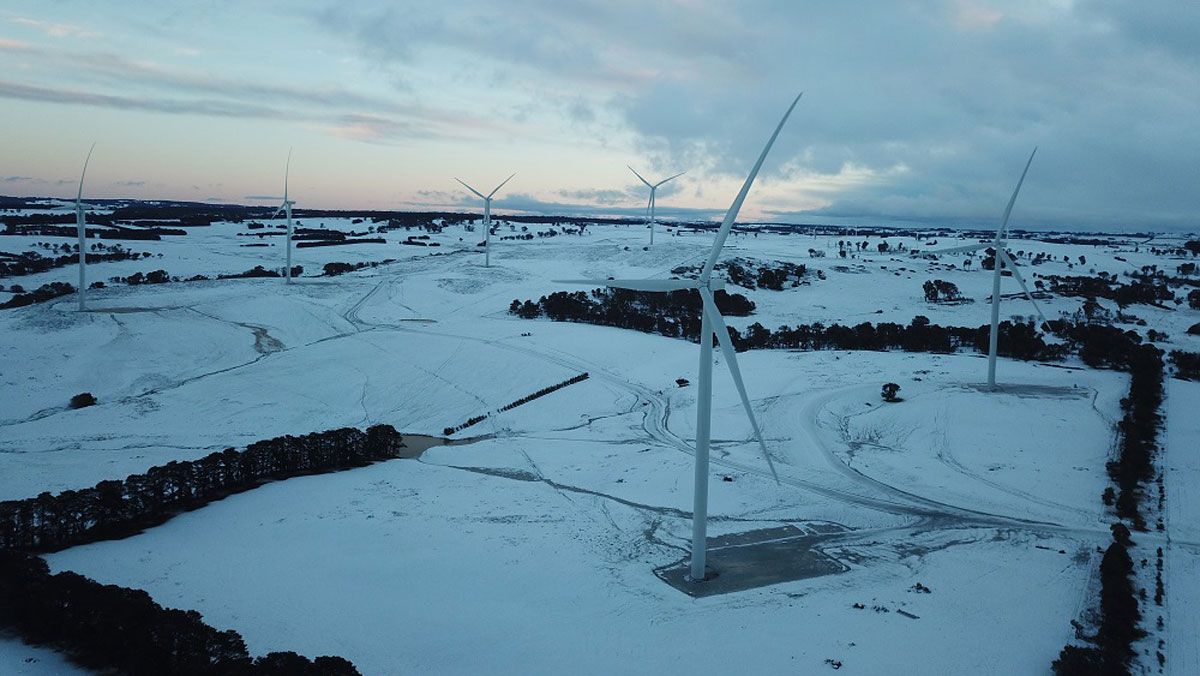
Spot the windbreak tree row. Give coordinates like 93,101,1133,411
510,288,1160,370
443,372,590,436
1053,347,1165,675
0,424,406,552
0,551,360,675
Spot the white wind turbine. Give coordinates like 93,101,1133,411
73,144,97,311
269,149,296,284
926,148,1049,389
455,173,515,268
627,166,685,245
558,92,802,582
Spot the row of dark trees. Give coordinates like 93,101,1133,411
2,264,310,311
510,290,1073,362
1105,345,1165,529
443,373,589,436
509,288,754,343
323,259,396,277
1053,344,1166,674
0,552,359,675
218,265,303,279
4,224,178,240
1053,524,1144,675
0,249,146,278
0,425,405,552
0,281,75,309
509,288,1173,377
295,238,385,249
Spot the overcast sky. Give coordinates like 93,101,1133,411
0,1,1195,231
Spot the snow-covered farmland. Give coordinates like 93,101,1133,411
2,215,1198,674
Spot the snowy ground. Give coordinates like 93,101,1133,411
2,215,1198,673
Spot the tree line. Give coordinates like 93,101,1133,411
508,288,1162,375
1105,344,1165,529
0,248,149,279
1,551,359,675
1,264,311,311
1052,524,1145,675
443,373,589,436
1053,345,1165,675
0,281,75,309
509,288,754,342
0,424,406,552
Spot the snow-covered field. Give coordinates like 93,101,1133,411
2,214,1198,674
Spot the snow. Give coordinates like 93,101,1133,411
0,638,78,675
1,215,1198,673
1164,378,1200,673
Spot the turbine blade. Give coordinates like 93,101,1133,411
702,92,803,278
284,147,292,201
77,143,96,203
488,172,516,198
700,289,779,482
627,165,653,188
997,147,1037,242
998,248,1049,328
924,243,990,256
654,170,686,188
455,178,486,200
553,278,699,292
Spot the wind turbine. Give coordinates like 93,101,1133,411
455,173,515,267
926,148,1048,389
557,92,802,582
269,149,296,284
74,144,97,311
628,166,685,245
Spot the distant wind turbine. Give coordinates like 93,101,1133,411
627,166,685,245
455,174,515,268
925,148,1048,389
74,144,97,311
557,92,803,582
269,149,296,284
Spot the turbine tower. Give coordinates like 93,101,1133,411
455,174,515,267
558,92,802,582
627,166,685,245
74,144,96,311
269,149,296,284
926,148,1048,389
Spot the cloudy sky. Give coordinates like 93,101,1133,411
0,1,1195,231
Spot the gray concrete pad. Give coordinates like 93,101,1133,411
655,525,849,598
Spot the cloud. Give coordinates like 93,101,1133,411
3,175,37,183
2,1,1196,229
113,180,145,187
9,16,100,39
0,39,510,144
403,189,726,222
318,0,1200,228
0,80,287,118
555,187,638,206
